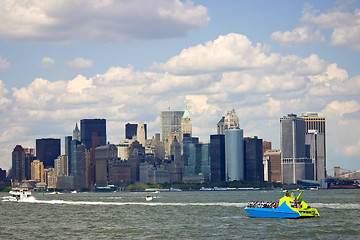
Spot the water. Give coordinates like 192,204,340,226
1,189,359,239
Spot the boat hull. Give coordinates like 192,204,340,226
245,201,319,219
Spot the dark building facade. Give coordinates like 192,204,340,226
244,136,264,182
70,140,86,189
12,145,26,181
36,138,61,168
80,119,107,150
210,134,226,182
65,136,72,173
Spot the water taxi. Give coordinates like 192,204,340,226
245,190,320,218
8,188,32,202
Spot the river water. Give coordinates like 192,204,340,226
1,189,359,239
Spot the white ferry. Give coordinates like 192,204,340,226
8,188,32,202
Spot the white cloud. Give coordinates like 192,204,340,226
0,55,10,71
271,26,325,46
0,0,209,43
271,3,360,50
151,33,280,74
40,57,55,68
66,57,94,69
0,80,11,111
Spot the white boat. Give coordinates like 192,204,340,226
8,188,32,202
145,195,153,201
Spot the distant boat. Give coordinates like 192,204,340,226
8,188,31,202
169,188,182,192
94,185,117,192
145,195,153,201
71,190,77,194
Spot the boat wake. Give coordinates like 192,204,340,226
312,203,360,210
2,196,246,207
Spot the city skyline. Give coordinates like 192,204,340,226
0,0,359,171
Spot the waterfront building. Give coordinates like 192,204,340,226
36,138,61,168
80,119,106,150
166,131,180,157
180,106,192,141
12,145,26,182
108,158,131,187
73,123,81,141
225,128,244,181
210,134,226,182
280,114,314,184
217,109,240,135
263,156,270,181
244,136,264,182
23,147,35,181
70,140,86,189
31,159,44,182
160,110,184,142
264,149,281,182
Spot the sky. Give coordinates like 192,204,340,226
0,0,359,173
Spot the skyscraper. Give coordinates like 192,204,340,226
217,109,240,135
280,114,314,184
12,145,26,182
160,110,184,142
31,159,44,182
64,136,72,173
73,123,80,141
244,136,264,182
181,106,192,141
125,123,147,146
80,119,106,150
300,113,326,179
36,138,61,168
70,140,86,189
225,128,244,181
210,134,225,182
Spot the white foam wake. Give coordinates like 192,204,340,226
311,203,360,210
2,197,246,207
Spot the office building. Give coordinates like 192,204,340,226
280,114,314,184
12,145,26,182
244,136,264,182
264,150,281,182
181,106,192,141
225,128,244,181
305,130,326,181
300,113,326,179
70,140,86,189
80,119,106,150
36,138,61,168
217,109,240,135
31,159,44,182
54,155,68,177
160,110,184,142
210,134,226,182
95,144,119,187
64,136,72,173
184,143,210,177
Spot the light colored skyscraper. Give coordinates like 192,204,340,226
54,155,68,177
280,114,313,184
73,123,80,141
181,105,192,141
300,113,326,179
160,110,184,142
217,109,240,135
225,128,244,181
136,123,147,147
31,159,44,182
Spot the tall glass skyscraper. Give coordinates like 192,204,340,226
210,134,225,182
36,138,61,168
160,110,184,142
80,119,106,150
280,114,313,184
225,128,244,181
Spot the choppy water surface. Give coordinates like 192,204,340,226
1,189,359,239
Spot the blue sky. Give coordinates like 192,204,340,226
0,0,359,173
